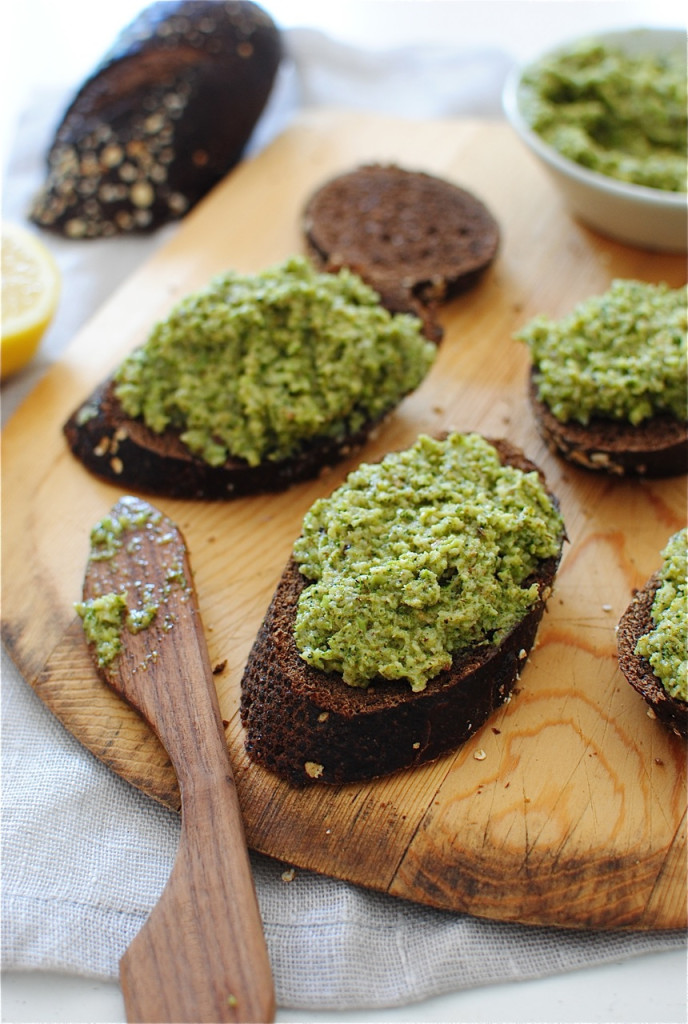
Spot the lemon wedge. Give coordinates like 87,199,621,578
1,222,61,379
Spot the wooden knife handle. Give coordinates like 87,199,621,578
117,604,275,1023
119,755,274,1023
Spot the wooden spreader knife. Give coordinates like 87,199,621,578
79,495,275,1023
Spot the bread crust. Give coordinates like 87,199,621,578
30,1,281,237
617,575,688,739
303,164,500,342
63,378,380,499
528,371,688,478
240,438,564,785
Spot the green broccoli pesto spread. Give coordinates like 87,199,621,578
86,505,163,560
75,505,186,667
76,592,129,667
519,39,687,192
293,433,564,692
113,256,436,468
635,528,687,703
517,279,687,426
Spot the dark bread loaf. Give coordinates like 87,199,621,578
30,1,281,238
617,573,687,739
240,438,564,786
303,164,500,342
63,377,383,499
528,371,688,478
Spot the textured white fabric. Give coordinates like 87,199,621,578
1,29,686,1012
3,652,684,1011
285,29,512,117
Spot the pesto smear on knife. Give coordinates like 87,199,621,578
635,528,687,703
519,39,687,192
114,256,435,468
517,280,688,426
75,503,187,667
293,433,564,692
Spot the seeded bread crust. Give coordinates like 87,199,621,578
30,1,281,238
617,574,687,739
63,378,381,499
528,371,688,478
240,438,564,786
303,164,500,342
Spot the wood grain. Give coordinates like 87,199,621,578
2,111,686,930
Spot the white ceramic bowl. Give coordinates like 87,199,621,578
502,27,687,253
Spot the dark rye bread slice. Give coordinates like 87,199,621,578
240,438,563,786
617,574,687,739
528,371,688,478
30,1,281,238
302,164,500,342
63,378,381,499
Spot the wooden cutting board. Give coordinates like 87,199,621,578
2,111,686,931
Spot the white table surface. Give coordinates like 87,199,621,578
2,2,686,1021
1,949,687,1023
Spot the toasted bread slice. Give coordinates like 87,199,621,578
303,164,500,342
240,437,564,785
63,378,386,499
617,573,687,739
63,254,437,499
528,371,688,478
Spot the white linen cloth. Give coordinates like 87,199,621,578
2,28,685,1011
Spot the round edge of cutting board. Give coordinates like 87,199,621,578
3,111,687,932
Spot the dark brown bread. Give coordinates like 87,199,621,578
617,574,687,739
30,1,281,238
240,438,564,786
303,164,500,342
528,371,688,478
63,378,381,499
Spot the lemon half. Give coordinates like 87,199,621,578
1,222,61,379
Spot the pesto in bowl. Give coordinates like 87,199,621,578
518,37,687,193
502,28,688,251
